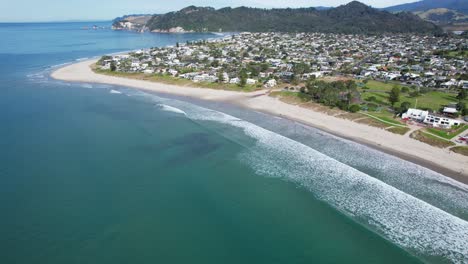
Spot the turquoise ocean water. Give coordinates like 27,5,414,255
1,22,468,263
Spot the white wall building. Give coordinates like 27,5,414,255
265,79,277,88
402,108,461,129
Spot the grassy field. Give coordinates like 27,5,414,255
410,130,456,148
444,50,468,59
387,126,411,135
361,80,402,91
426,125,468,140
360,80,467,110
365,111,406,126
450,146,468,156
270,91,410,134
93,68,258,92
269,91,312,103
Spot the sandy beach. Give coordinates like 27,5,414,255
51,59,468,182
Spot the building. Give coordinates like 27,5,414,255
402,108,461,129
423,114,461,129
265,79,277,88
402,108,428,121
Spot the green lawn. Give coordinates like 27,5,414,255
360,80,467,111
387,126,411,135
399,91,463,111
445,50,468,59
411,130,456,148
269,91,312,102
360,80,403,91
426,125,468,140
365,110,407,126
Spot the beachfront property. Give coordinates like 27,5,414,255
403,108,462,129
97,32,468,90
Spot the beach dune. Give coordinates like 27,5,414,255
52,59,468,182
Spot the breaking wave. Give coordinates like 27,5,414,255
101,89,468,262
109,89,122,94
157,104,186,115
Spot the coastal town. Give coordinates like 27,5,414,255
99,32,468,89
96,32,468,152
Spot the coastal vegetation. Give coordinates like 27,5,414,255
410,130,456,148
450,146,468,156
359,80,468,112
138,2,442,34
93,66,258,92
426,124,468,140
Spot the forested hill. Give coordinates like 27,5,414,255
141,1,441,34
384,0,468,14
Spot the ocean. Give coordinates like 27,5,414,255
1,22,468,263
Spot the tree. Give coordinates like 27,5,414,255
291,74,299,85
110,62,116,72
457,89,467,100
349,104,361,113
458,102,467,116
239,68,247,87
388,86,400,107
398,101,411,114
217,70,224,83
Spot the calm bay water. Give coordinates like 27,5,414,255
1,22,468,263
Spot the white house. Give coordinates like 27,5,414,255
168,69,178,77
265,79,277,88
402,108,461,129
229,78,240,84
423,114,461,129
246,78,256,85
222,72,230,83
402,108,428,121
443,106,458,115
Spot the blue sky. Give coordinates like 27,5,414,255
0,0,417,22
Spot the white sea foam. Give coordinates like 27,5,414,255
80,83,93,89
49,62,71,69
109,89,122,94
173,101,468,263
118,89,468,262
157,104,186,115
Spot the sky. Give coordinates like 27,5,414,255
0,0,418,22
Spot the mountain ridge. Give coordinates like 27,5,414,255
384,0,468,14
114,1,441,34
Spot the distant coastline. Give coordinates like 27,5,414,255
51,58,468,183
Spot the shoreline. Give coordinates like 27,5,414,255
51,59,468,184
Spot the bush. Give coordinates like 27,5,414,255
349,104,361,113
368,96,377,102
401,86,409,93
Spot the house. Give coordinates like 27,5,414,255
246,78,256,85
229,78,240,84
402,108,461,128
443,106,458,116
460,80,468,89
423,114,461,129
265,79,277,88
402,108,428,121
